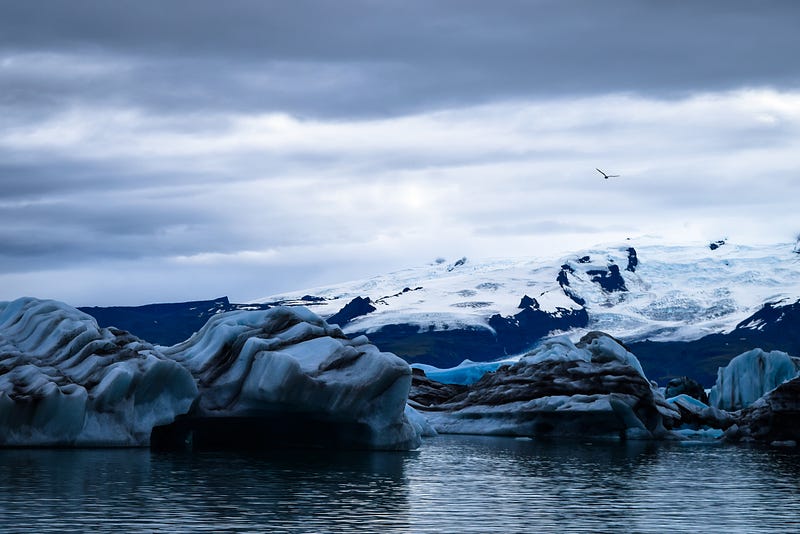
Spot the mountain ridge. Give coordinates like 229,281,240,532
80,241,800,386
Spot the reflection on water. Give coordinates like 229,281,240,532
1,436,800,533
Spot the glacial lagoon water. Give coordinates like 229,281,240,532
2,436,800,533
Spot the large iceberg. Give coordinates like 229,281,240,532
409,332,679,440
1,299,421,450
157,306,420,450
0,298,197,446
708,348,800,411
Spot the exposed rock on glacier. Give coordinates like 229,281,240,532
487,300,589,356
708,349,800,411
156,307,420,450
0,298,197,446
586,264,627,292
630,298,800,387
625,247,638,272
326,296,376,327
409,332,679,440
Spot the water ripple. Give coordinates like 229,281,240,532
1,436,799,533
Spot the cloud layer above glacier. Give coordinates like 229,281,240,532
2,0,800,305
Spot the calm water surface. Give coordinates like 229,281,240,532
1,436,799,533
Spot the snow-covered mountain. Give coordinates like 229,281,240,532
255,240,800,380
259,241,800,342
78,240,800,386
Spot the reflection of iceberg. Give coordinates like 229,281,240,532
1,298,421,450
0,298,197,446
708,349,800,411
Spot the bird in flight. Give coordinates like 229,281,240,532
596,168,619,179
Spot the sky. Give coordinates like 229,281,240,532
2,0,800,306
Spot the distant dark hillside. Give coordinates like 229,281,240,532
80,296,800,388
629,300,800,386
350,295,589,369
79,297,270,346
81,293,589,366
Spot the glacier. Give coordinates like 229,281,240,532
257,241,800,345
0,298,197,446
246,241,800,384
708,348,800,411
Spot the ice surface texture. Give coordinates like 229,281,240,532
734,374,800,443
0,298,197,446
160,306,420,450
411,359,512,385
1,299,420,450
708,348,800,411
409,332,679,439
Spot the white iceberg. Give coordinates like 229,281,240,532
0,298,197,446
405,404,437,437
708,348,800,411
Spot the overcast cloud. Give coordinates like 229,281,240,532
2,0,800,306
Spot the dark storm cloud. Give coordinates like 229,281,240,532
2,0,799,118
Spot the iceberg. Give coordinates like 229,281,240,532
730,374,800,443
157,306,421,450
411,359,515,385
0,298,197,446
666,394,733,435
1,299,420,450
409,332,679,440
708,348,800,411
405,404,437,437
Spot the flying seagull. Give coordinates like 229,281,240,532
596,168,619,179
